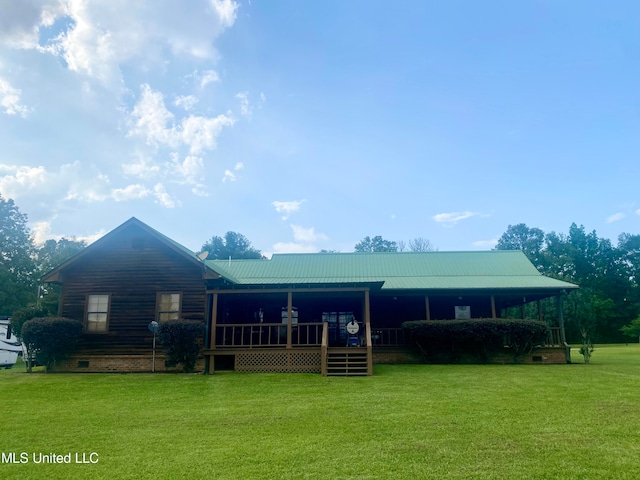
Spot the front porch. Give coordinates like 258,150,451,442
203,283,571,375
203,320,566,375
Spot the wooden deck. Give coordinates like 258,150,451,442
204,324,566,374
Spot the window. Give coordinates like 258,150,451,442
157,293,181,322
86,294,110,332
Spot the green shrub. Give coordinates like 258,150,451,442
21,317,82,372
157,320,205,373
402,319,549,363
10,305,50,341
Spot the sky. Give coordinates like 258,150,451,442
1,0,639,256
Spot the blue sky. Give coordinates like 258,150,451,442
1,0,639,255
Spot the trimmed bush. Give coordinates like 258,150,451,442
157,320,205,373
10,305,50,341
402,319,549,363
21,317,83,372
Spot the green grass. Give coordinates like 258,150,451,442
1,345,640,479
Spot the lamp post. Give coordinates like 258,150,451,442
148,321,159,372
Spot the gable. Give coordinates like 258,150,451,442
42,217,218,283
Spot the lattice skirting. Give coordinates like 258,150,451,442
234,351,322,373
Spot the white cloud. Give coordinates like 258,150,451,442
433,211,476,226
0,162,132,208
128,84,176,147
606,212,626,223
291,225,328,243
0,77,30,116
271,224,329,254
153,183,179,208
171,154,204,185
173,94,199,111
64,172,111,203
0,164,48,196
122,152,161,179
31,220,105,245
210,0,239,28
221,162,243,183
31,220,57,245
272,242,318,254
472,238,499,248
236,91,251,118
180,113,235,154
128,84,234,154
272,199,305,221
199,69,220,89
76,229,107,245
222,169,236,182
111,184,151,202
1,161,180,209
3,1,239,89
0,0,64,48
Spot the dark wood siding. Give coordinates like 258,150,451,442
58,224,206,354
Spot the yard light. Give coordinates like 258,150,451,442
148,321,159,372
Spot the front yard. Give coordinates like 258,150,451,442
1,345,639,479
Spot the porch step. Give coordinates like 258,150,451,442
325,349,370,376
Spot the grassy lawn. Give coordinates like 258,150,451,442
1,345,639,480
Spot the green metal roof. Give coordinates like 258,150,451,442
206,251,578,291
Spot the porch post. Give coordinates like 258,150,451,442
425,295,431,321
208,293,218,374
557,294,566,344
364,289,373,376
286,290,293,348
537,300,542,322
490,295,496,319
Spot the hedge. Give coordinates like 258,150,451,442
402,319,550,363
21,317,83,372
157,320,205,372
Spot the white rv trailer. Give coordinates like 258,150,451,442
0,317,22,368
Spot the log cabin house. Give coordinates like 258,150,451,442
42,217,578,375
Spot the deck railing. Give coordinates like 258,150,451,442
215,322,324,348
214,323,563,349
369,326,563,348
370,328,408,347
547,327,562,347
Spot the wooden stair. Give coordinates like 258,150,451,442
325,348,369,376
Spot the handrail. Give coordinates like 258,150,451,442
370,328,408,347
215,322,324,348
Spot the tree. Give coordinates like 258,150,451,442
409,237,435,252
35,238,86,315
495,223,546,270
496,222,637,344
200,231,263,260
36,238,86,275
620,317,640,343
0,195,36,315
354,236,398,253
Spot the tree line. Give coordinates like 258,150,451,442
2,194,639,342
495,223,640,343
